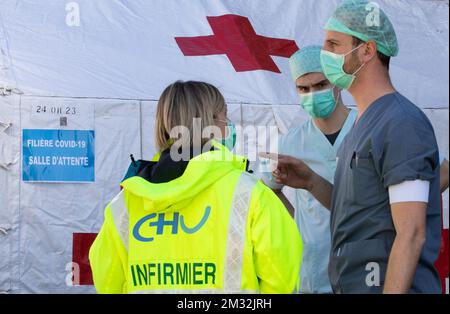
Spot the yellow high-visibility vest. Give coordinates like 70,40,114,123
89,142,302,293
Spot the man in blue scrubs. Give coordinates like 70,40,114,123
263,0,442,293
263,45,357,293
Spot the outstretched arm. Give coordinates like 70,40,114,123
260,153,334,210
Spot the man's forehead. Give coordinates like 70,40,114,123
324,30,353,43
296,72,328,86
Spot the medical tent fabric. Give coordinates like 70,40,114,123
0,0,448,293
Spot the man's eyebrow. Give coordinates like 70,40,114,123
326,38,340,44
312,80,329,86
297,80,328,88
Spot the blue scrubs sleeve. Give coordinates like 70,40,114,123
381,120,439,188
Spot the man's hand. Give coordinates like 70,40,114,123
259,152,333,210
259,152,314,190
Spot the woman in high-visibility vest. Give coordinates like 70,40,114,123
89,80,302,293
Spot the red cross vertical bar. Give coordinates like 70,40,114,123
175,14,299,73
72,232,97,285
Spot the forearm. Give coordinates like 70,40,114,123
440,159,449,193
440,175,449,193
274,190,295,218
383,234,425,293
307,173,333,210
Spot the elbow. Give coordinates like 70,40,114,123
414,224,426,246
396,225,426,249
397,226,426,250
414,232,426,250
411,227,426,249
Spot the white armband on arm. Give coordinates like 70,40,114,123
388,179,430,204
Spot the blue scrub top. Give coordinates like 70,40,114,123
330,92,441,294
279,109,358,293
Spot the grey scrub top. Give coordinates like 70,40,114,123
329,92,441,294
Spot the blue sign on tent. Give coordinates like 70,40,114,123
22,129,95,182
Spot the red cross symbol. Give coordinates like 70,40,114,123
175,14,299,73
72,232,97,285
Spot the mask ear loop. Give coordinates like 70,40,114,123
213,118,229,139
348,42,377,77
330,85,341,103
344,43,364,74
223,118,236,139
344,43,365,56
352,60,367,77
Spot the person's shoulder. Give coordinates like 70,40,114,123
248,179,270,214
250,179,279,205
382,92,432,128
248,179,290,223
389,93,425,118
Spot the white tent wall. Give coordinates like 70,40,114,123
0,95,20,293
0,0,448,105
424,109,449,231
141,101,157,161
0,0,448,293
0,97,142,293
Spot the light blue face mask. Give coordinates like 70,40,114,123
320,44,366,90
299,88,337,119
222,122,236,151
216,119,236,151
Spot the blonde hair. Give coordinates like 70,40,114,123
155,81,226,151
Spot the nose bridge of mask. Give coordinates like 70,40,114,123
318,87,336,99
301,87,335,102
